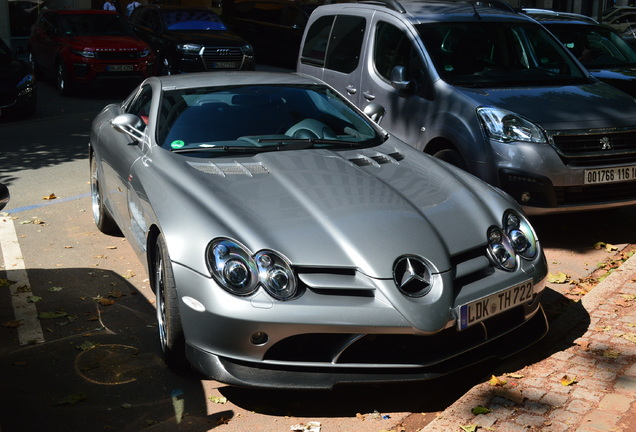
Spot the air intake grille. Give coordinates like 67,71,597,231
188,161,269,176
549,129,636,167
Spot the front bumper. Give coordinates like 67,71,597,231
67,58,154,84
171,252,548,389
489,136,636,215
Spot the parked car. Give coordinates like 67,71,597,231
225,0,323,67
522,8,598,24
28,9,155,96
127,5,255,75
527,12,636,97
89,71,548,389
0,38,36,117
0,182,9,211
602,5,636,22
602,9,636,32
297,0,636,214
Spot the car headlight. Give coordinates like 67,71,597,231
503,210,538,260
477,106,547,143
177,44,202,53
255,251,297,300
139,49,151,58
71,49,96,58
208,238,298,300
487,210,539,271
241,43,254,57
17,74,35,90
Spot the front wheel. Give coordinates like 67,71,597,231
154,234,187,370
90,155,120,235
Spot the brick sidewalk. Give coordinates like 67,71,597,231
421,253,636,432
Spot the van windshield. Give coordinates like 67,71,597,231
416,22,589,87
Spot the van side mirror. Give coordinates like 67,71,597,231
390,65,411,92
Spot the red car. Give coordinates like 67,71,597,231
28,9,155,95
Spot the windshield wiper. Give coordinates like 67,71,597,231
256,137,364,148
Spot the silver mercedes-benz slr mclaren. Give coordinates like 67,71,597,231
89,71,549,389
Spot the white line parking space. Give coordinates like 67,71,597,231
0,217,44,345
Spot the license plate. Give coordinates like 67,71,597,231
213,62,239,69
107,65,134,72
584,166,636,185
457,280,534,330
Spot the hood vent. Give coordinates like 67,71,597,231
348,151,404,167
188,161,269,177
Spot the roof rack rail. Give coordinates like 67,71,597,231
332,0,517,14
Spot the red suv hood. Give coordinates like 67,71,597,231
65,35,149,51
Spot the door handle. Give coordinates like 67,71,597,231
345,85,357,95
362,91,376,101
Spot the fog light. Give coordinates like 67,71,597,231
521,192,531,203
250,332,268,345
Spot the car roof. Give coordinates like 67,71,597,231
313,0,533,24
523,9,599,24
154,71,326,91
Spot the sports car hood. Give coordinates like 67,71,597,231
161,143,507,279
456,81,636,129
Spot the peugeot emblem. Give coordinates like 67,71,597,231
393,256,432,297
600,137,613,151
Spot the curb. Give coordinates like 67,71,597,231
419,251,636,432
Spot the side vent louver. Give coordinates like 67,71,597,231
188,161,269,177
349,151,404,167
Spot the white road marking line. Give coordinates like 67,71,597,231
0,217,44,345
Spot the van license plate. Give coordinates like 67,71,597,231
584,166,636,184
457,280,533,330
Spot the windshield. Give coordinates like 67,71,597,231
59,13,132,37
416,22,588,87
546,24,636,68
161,10,226,31
157,84,382,155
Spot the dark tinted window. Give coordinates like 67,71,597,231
160,9,226,31
324,15,365,73
58,13,132,36
301,15,334,66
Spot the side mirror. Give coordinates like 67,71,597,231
390,65,411,92
0,183,10,211
111,113,145,141
364,103,386,124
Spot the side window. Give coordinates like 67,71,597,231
374,21,415,81
325,15,366,73
301,15,335,66
374,21,427,92
126,86,153,130
251,2,285,24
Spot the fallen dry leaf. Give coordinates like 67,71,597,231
42,193,57,201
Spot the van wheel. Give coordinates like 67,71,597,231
432,149,467,171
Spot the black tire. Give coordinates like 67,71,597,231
432,148,468,171
90,155,120,235
154,234,187,370
56,62,73,96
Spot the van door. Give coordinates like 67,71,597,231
299,12,369,106
359,17,431,150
